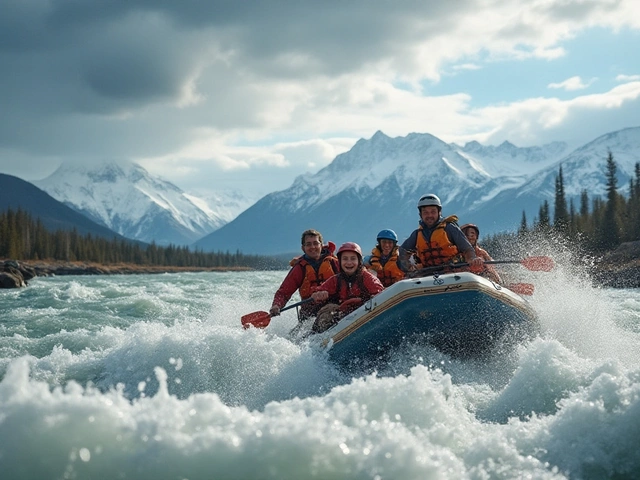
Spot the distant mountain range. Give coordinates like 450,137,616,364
34,160,257,246
3,127,639,256
194,127,640,255
0,173,138,243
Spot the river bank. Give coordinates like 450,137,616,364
2,240,639,289
0,260,253,288
592,240,640,288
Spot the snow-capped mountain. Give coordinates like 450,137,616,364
35,160,243,246
515,127,640,199
194,127,640,255
187,189,260,226
0,173,138,242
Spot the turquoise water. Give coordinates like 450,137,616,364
1,268,639,479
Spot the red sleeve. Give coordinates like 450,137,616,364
317,274,339,296
362,270,385,295
271,264,305,309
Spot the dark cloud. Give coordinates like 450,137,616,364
0,1,467,148
0,0,638,195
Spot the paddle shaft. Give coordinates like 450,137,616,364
408,256,554,277
241,298,314,329
279,297,314,313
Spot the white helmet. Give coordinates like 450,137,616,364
417,193,441,210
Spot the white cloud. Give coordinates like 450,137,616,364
452,63,482,72
616,74,640,82
548,76,596,91
474,82,640,148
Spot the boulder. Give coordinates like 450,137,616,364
0,261,31,288
593,241,640,288
0,270,26,288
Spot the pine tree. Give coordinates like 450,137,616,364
537,200,551,231
597,151,623,250
518,210,528,236
553,165,569,232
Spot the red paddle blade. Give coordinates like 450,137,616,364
507,283,535,296
241,311,271,329
521,256,555,272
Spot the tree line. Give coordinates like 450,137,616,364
0,208,285,269
484,152,640,255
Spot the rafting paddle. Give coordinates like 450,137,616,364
409,255,555,277
241,298,314,329
485,256,555,272
505,283,535,296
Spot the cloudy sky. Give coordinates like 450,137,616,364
1,0,639,200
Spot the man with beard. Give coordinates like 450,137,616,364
269,229,339,323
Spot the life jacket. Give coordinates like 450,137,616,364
415,215,464,266
291,253,339,299
336,270,374,300
334,270,372,314
473,245,502,283
370,246,405,287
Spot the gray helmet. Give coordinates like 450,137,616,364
417,193,442,210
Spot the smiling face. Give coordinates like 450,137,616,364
301,234,322,260
464,228,478,246
340,251,360,275
379,239,395,256
419,206,440,228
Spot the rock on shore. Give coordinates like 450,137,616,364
592,240,640,288
0,260,251,288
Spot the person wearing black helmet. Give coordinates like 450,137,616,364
460,223,502,283
309,242,384,333
398,193,483,273
369,229,405,287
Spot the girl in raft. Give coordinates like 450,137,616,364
310,242,384,333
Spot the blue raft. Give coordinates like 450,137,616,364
313,271,539,369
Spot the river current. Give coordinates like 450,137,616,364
0,263,639,479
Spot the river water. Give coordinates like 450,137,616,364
1,264,639,479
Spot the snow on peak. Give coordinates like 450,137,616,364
35,160,242,245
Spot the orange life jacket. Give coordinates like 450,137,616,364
474,245,502,283
415,215,464,266
293,255,339,298
370,246,405,287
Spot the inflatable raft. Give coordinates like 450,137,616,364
312,271,539,369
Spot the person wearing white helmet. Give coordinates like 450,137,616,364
310,242,384,333
398,194,484,273
369,229,405,287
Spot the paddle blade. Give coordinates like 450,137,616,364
521,256,555,272
241,311,271,329
506,283,535,296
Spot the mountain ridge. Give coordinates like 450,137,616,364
0,173,138,242
34,160,256,246
4,127,638,256
194,127,640,255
